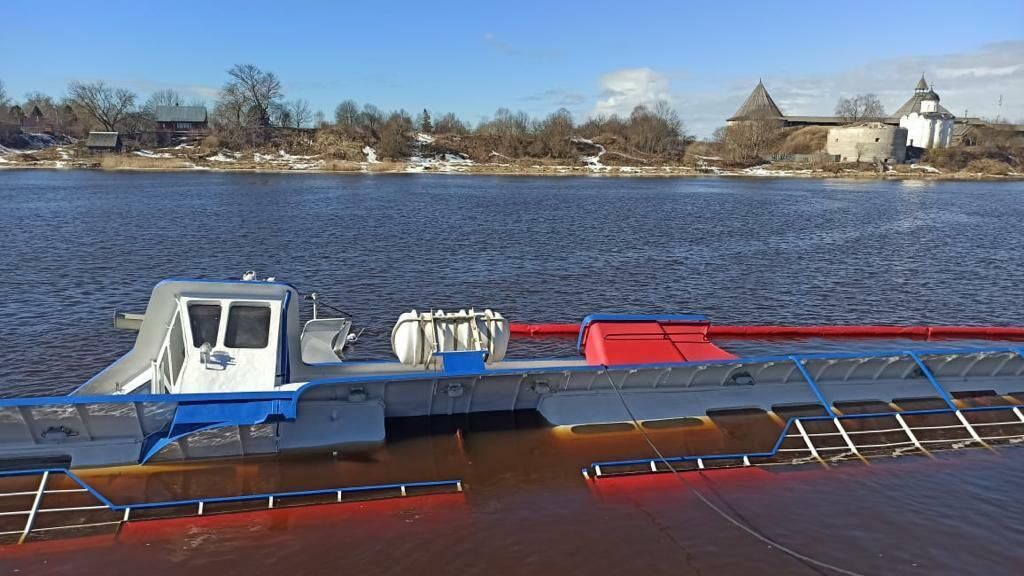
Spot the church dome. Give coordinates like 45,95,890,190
922,90,940,102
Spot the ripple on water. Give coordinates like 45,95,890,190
1,171,1023,574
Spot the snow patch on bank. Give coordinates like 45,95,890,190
207,151,240,162
572,138,608,171
135,149,173,159
362,146,379,164
254,150,319,163
406,153,474,173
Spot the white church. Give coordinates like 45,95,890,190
894,76,955,149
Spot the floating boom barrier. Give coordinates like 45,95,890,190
510,323,1024,340
0,469,463,545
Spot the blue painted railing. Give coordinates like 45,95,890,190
3,345,1022,466
0,466,462,514
585,399,1024,475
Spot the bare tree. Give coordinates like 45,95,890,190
149,89,184,108
835,94,886,123
476,108,531,156
213,82,247,127
284,99,312,128
334,100,360,134
358,104,384,139
577,113,628,140
724,119,785,160
532,108,574,158
378,110,413,159
0,80,9,108
67,81,137,131
143,89,184,115
224,64,283,127
210,64,284,146
434,112,468,135
626,101,685,155
313,110,326,128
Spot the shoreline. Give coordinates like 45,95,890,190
2,161,1023,181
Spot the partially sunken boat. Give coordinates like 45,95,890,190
2,274,1023,469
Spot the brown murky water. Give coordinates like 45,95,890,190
3,404,1024,575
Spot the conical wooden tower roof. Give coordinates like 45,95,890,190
729,81,783,121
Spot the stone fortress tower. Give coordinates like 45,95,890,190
826,123,908,163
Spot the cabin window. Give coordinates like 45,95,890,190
225,305,271,349
188,304,221,347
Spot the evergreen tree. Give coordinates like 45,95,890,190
418,109,433,134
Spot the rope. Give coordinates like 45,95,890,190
600,369,868,576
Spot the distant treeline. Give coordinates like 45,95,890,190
0,65,690,161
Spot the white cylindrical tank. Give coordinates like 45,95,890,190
392,311,425,365
483,309,509,362
392,309,509,365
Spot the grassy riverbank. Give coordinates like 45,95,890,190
2,142,1022,180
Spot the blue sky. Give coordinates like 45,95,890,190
2,0,1022,136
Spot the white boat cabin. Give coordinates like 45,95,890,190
75,276,516,397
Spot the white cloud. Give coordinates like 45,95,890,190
184,85,220,100
593,68,671,117
482,32,560,60
770,42,1024,124
589,42,1024,137
934,65,1020,79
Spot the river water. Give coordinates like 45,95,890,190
1,170,1023,574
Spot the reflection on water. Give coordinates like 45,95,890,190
899,178,935,189
4,407,1024,575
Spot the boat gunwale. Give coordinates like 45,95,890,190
2,345,1021,409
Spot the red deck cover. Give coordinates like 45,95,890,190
580,317,737,366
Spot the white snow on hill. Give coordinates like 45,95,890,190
135,150,173,159
572,138,607,171
406,153,474,173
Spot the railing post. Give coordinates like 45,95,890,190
894,413,928,454
793,420,823,463
790,356,835,417
19,471,49,544
151,360,160,394
907,351,956,410
831,418,861,457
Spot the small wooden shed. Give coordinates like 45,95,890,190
86,132,122,153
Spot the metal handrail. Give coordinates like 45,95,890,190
0,469,464,544
585,403,1024,478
